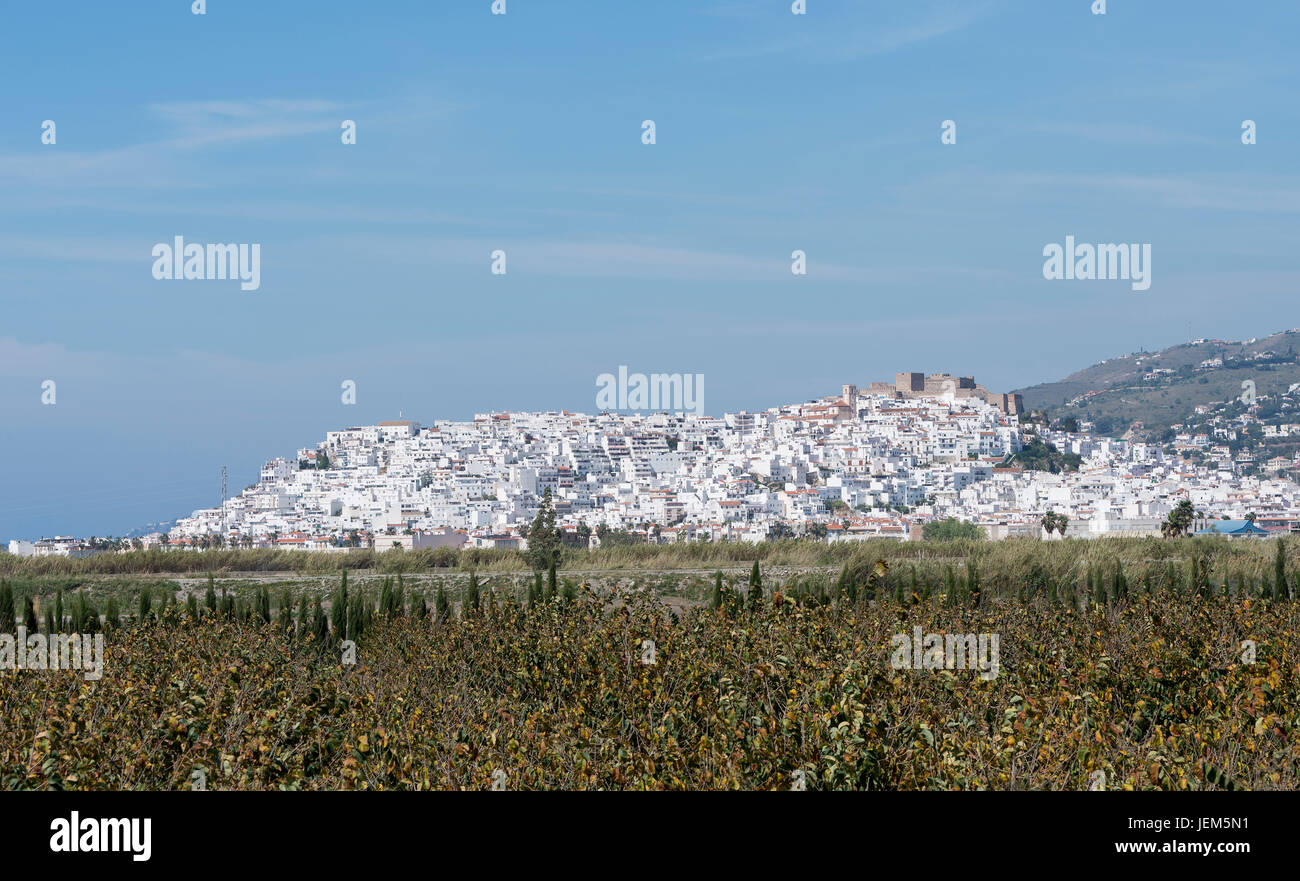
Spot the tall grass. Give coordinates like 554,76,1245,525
2,535,1297,594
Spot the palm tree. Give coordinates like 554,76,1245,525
1041,511,1069,538
1163,499,1196,538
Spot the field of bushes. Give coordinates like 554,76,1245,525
1,540,1297,790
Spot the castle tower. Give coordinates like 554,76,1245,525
895,372,925,394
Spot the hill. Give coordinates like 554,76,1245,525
1015,329,1300,439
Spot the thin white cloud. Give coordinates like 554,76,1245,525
699,1,996,63
303,232,1010,285
0,95,452,190
1004,172,1300,214
895,170,1300,216
0,235,145,263
1032,122,1216,147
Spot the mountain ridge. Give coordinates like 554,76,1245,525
1014,329,1300,439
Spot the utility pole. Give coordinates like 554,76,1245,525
221,466,227,537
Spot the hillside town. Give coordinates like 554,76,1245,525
12,372,1300,558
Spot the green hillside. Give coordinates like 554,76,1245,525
1015,330,1300,439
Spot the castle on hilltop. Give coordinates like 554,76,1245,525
847,373,1023,416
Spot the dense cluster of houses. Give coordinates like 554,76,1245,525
164,376,1300,546
12,374,1300,557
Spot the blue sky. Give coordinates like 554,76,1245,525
2,0,1298,539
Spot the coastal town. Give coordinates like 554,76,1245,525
11,370,1300,558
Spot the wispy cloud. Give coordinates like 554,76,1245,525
1000,172,1300,214
0,95,451,191
698,1,996,63
893,169,1300,216
305,232,1012,286
143,98,344,150
0,235,146,263
1031,122,1216,147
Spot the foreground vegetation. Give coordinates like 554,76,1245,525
6,533,1300,579
1,553,1296,790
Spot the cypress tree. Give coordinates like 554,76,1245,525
44,604,56,636
296,593,311,639
435,585,450,622
69,591,85,633
55,589,64,633
83,596,101,633
311,597,328,645
204,573,217,613
278,589,293,631
0,581,12,634
23,594,39,633
103,597,119,631
1274,543,1284,602
348,592,365,640
465,573,481,613
137,586,151,624
711,571,723,610
748,561,763,610
186,592,200,621
341,592,354,639
257,585,271,624
331,576,349,639
546,559,557,601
